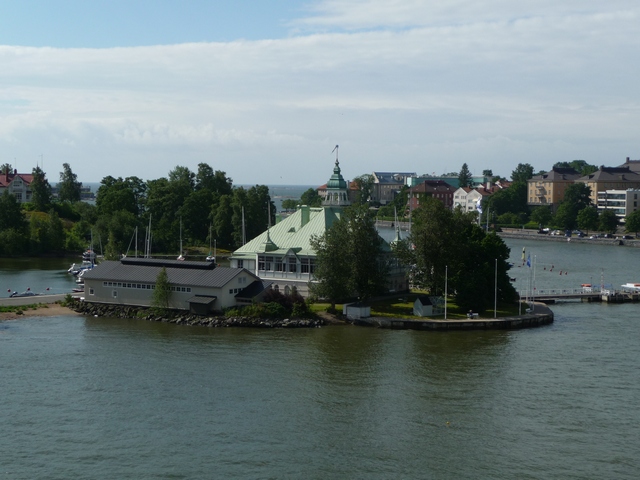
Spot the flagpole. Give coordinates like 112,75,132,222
444,265,448,320
494,258,497,318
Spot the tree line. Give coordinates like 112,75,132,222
0,163,275,257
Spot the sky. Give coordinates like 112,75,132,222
1,0,639,186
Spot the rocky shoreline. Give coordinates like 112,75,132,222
70,301,325,328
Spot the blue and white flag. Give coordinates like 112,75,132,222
476,198,482,214
526,254,531,268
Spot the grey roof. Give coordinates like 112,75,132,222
236,280,273,299
373,172,416,184
187,295,217,305
415,295,433,305
530,167,581,182
83,260,254,288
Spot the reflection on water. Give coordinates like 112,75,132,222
2,240,640,478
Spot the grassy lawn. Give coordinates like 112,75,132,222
311,293,522,320
0,303,48,314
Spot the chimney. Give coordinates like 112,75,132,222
300,205,310,227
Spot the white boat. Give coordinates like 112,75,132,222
206,224,216,262
68,260,95,276
621,283,640,291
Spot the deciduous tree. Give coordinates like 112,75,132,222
599,209,618,233
625,209,640,236
511,163,535,183
30,166,52,211
58,163,82,203
152,267,171,310
311,204,389,309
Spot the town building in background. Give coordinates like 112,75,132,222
0,169,33,203
407,180,455,212
576,165,640,206
527,167,582,212
371,172,415,205
596,189,640,223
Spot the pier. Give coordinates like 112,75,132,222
521,286,640,304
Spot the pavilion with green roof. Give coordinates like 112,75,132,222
230,158,408,297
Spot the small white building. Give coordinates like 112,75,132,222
413,296,444,317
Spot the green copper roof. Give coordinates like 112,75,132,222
232,206,343,259
326,160,347,190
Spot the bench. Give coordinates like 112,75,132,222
467,312,479,319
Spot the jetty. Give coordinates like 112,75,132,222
522,286,640,304
352,303,554,331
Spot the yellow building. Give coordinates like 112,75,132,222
527,167,581,211
576,166,640,205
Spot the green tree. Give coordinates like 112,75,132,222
1,163,12,175
458,163,473,188
553,160,598,176
599,209,618,233
0,189,27,232
281,199,298,211
96,176,140,217
553,183,592,231
394,197,515,312
152,267,171,309
58,163,82,203
625,209,640,236
483,181,528,218
511,163,535,183
564,183,592,211
530,206,552,227
213,194,234,248
311,204,389,309
300,188,322,207
553,202,575,231
0,190,28,255
577,206,599,234
482,169,493,178
30,166,52,211
353,174,374,204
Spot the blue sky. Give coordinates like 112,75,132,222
0,1,307,47
1,1,639,185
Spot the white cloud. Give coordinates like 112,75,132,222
1,1,639,184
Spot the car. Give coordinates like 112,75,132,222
550,230,562,236
603,233,614,238
621,235,634,240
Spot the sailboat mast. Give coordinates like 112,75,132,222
242,207,246,246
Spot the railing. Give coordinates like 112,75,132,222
519,286,615,297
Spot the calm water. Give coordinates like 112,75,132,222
1,239,640,479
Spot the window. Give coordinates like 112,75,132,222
258,255,265,271
237,259,244,268
89,288,94,295
112,290,117,298
275,257,284,272
288,257,297,273
301,258,310,273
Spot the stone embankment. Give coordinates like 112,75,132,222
351,303,554,331
70,302,324,328
498,228,639,247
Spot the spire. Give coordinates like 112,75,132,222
323,145,351,207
